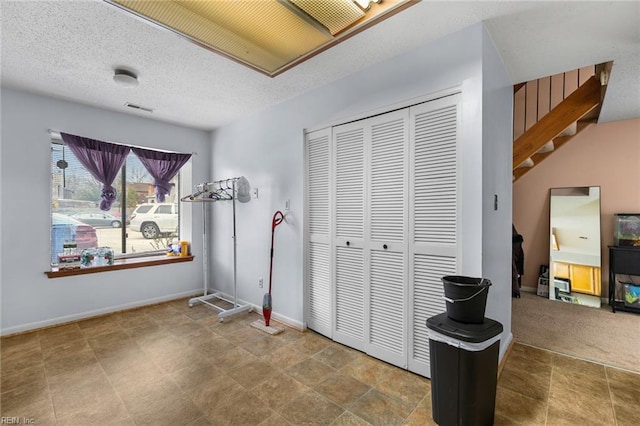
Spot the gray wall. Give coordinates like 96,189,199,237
209,23,514,354
0,88,210,334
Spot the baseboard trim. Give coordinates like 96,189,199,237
1,289,201,337
192,288,307,332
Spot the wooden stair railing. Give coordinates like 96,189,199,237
512,62,611,181
513,76,602,173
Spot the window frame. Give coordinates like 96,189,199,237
50,138,185,266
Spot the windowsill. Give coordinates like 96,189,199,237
45,255,194,278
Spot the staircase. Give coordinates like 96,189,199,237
512,62,612,181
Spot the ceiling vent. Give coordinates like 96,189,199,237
124,102,153,113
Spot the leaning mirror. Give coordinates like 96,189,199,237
549,186,602,308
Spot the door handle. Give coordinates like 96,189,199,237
383,244,388,250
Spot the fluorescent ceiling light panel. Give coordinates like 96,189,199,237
289,0,365,35
106,0,417,77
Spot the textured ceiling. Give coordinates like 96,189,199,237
1,1,638,131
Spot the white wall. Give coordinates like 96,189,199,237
210,23,514,355
481,29,515,352
0,88,211,334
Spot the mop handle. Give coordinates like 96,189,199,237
268,211,285,295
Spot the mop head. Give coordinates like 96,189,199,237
250,320,284,335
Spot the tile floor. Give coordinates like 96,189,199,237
1,298,638,425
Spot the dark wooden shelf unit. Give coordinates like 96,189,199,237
608,246,640,314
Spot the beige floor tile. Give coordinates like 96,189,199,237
38,328,85,352
333,411,372,425
224,325,263,345
348,388,411,426
0,362,47,392
289,332,332,355
250,371,309,410
552,353,607,379
546,395,615,425
376,367,430,408
550,366,610,399
142,334,207,373
214,346,259,370
279,390,344,425
1,302,631,426
227,359,276,389
509,343,554,365
0,396,57,426
605,366,640,406
495,385,548,424
260,345,309,370
206,386,273,425
87,328,136,352
154,311,194,327
499,362,552,401
613,402,638,426
313,344,360,369
117,312,157,330
184,305,221,321
258,412,293,426
0,332,40,355
182,372,244,415
49,363,130,424
341,355,394,387
167,320,215,340
285,357,336,387
402,394,436,426
116,375,204,426
1,344,43,372
44,348,98,377
98,346,163,386
186,334,237,359
0,379,51,416
314,372,371,408
239,333,289,357
77,314,123,338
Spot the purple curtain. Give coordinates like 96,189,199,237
131,147,191,202
61,133,131,211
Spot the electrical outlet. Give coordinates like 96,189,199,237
258,278,264,288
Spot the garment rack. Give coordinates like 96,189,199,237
180,177,252,321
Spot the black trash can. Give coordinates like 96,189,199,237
427,313,503,426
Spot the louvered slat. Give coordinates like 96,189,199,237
307,132,330,236
335,127,364,239
371,118,405,242
414,104,458,244
308,242,331,332
369,250,404,355
412,253,456,368
335,246,364,339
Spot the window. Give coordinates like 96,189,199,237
51,140,183,265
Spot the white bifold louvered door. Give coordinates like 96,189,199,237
332,109,409,367
305,128,332,338
332,121,367,351
366,109,409,368
408,94,461,377
304,91,461,376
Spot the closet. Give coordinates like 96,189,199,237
305,92,461,377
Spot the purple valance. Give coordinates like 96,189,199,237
61,133,131,211
131,147,192,202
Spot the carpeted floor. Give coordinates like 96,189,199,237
512,291,640,373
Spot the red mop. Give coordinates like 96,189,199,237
262,210,284,326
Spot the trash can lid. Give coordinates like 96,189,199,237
426,312,503,343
